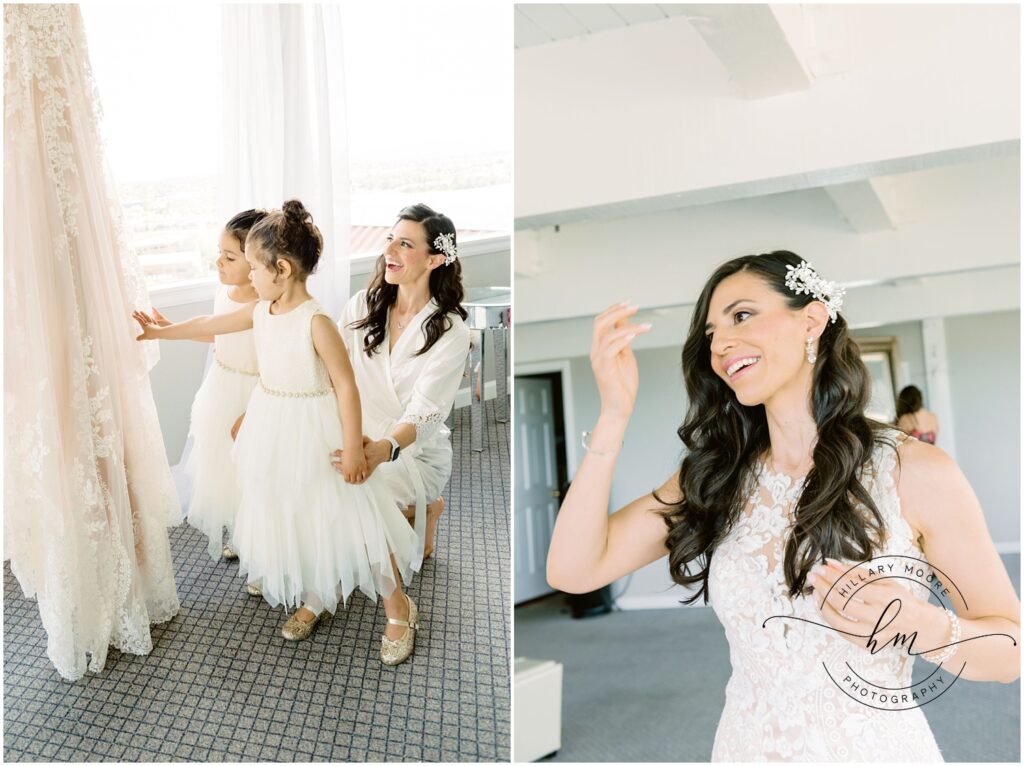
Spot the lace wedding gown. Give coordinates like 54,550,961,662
708,430,944,761
4,4,179,681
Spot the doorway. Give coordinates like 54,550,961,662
514,370,570,603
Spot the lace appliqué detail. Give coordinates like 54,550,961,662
707,434,944,762
4,5,179,681
5,6,78,235
5,5,157,370
397,411,442,442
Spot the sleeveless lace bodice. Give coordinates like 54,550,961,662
212,288,257,374
252,299,332,394
708,430,943,761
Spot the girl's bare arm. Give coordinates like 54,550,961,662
133,303,255,341
311,314,366,482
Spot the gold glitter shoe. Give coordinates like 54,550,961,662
245,581,262,597
222,544,239,561
380,594,419,666
281,606,328,641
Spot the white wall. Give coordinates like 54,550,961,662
148,299,215,463
945,310,1020,547
566,349,693,606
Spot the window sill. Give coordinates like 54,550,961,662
349,233,510,275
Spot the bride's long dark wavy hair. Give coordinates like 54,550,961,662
660,251,894,604
351,203,467,357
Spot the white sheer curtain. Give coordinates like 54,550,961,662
221,4,350,318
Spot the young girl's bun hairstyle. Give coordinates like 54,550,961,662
225,208,270,251
246,199,323,279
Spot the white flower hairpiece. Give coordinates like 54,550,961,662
784,260,845,323
433,232,458,266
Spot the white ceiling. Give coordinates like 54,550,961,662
513,5,1020,341
514,4,688,48
516,4,1019,227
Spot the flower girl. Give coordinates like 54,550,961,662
135,200,421,664
149,210,265,564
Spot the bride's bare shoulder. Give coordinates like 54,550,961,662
893,435,969,539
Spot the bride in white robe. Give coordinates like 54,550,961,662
334,204,470,567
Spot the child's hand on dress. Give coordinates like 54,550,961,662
340,445,368,484
230,412,246,441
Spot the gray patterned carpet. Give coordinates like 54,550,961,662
515,553,1020,762
4,400,510,762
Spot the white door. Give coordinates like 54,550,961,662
514,376,561,603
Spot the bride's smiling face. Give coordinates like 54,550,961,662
381,219,443,286
705,270,811,407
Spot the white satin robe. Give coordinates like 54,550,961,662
339,289,470,567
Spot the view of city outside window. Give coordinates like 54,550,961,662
82,5,511,291
341,4,511,257
82,5,222,289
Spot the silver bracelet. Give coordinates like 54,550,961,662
922,607,961,665
581,430,621,457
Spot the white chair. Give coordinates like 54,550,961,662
513,657,563,762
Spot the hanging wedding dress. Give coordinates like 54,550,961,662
4,4,180,681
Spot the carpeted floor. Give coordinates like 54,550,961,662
515,553,1020,763
5,400,510,763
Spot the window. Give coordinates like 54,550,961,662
341,3,511,256
82,5,222,288
82,5,511,289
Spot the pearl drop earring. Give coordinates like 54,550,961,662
806,337,817,364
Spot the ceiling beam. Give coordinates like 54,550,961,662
824,179,895,233
515,5,587,47
684,4,812,99
514,140,1018,230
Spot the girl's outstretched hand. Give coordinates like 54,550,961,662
590,302,652,421
133,310,161,341
150,307,172,327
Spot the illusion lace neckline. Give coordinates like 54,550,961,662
756,458,810,489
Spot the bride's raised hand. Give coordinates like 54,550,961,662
590,302,651,421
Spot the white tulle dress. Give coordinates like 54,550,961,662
230,298,418,613
185,287,258,559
